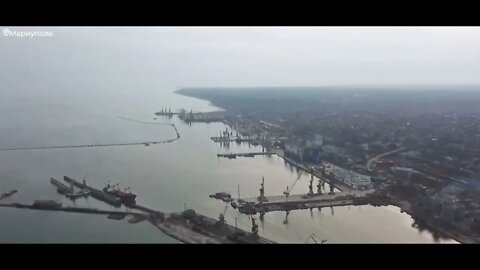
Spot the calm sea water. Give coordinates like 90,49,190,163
0,28,456,243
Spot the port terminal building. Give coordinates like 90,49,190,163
324,163,373,190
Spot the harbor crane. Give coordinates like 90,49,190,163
315,165,326,194
283,210,290,225
109,183,120,190
317,180,323,194
283,173,302,198
308,174,314,195
306,233,318,244
329,184,335,195
259,212,265,223
260,177,264,197
258,177,266,202
306,233,327,244
217,205,228,225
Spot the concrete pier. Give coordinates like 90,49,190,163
234,190,374,214
63,176,122,207
0,201,273,244
0,203,144,217
2,178,275,244
217,152,276,158
50,177,74,194
211,137,253,143
216,151,353,192
149,210,275,244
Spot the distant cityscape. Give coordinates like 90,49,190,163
176,86,480,243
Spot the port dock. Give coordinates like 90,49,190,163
149,210,274,244
178,111,227,123
3,176,274,244
155,107,179,117
155,112,179,116
0,202,144,217
211,137,254,143
217,151,351,192
119,202,274,243
63,176,122,207
0,200,273,244
50,177,74,194
233,190,373,214
217,152,276,159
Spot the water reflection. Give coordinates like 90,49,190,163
210,127,457,243
283,211,290,227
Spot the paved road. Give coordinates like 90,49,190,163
367,147,407,171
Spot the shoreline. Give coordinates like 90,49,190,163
175,90,477,244
389,200,476,244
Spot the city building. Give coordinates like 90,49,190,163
391,166,420,181
324,163,373,190
306,134,323,148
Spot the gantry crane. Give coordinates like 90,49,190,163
283,173,302,198
258,177,266,202
217,205,228,225
283,210,290,225
306,233,327,244
308,174,314,195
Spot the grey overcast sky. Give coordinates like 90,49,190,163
1,27,480,88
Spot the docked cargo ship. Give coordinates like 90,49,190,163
63,176,122,207
103,183,136,204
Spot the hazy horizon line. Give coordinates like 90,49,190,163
176,83,480,91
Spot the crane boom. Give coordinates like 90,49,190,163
284,173,302,197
